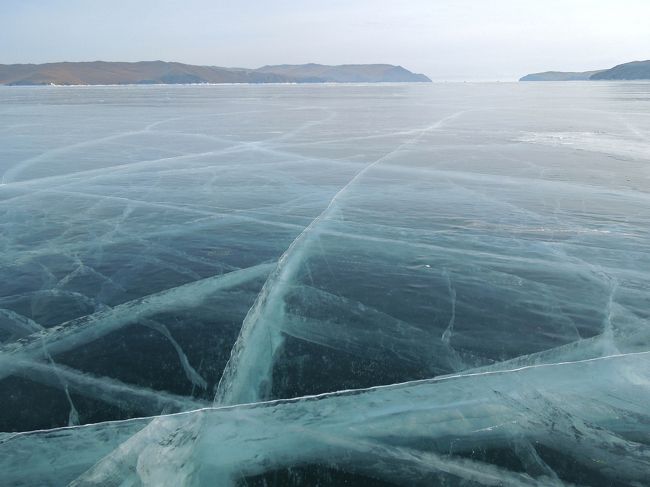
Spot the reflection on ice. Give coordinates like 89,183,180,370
1,82,649,485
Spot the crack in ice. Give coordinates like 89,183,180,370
215,110,474,406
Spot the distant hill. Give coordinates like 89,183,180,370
255,64,431,83
520,59,650,81
0,61,431,86
590,60,650,80
519,70,603,81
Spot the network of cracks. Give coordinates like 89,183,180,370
1,84,649,486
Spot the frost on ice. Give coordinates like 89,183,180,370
0,83,649,486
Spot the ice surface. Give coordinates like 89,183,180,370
1,352,649,486
1,83,649,485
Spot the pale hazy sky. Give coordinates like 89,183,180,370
1,0,649,80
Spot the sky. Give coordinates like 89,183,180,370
1,0,650,81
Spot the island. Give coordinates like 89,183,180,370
0,61,431,86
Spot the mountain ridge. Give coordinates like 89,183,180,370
0,61,431,86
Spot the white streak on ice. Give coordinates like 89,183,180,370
14,358,207,414
0,263,275,382
215,110,473,406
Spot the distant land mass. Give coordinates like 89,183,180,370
0,61,431,86
519,70,604,81
590,60,650,80
520,59,650,81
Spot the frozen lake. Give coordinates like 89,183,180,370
1,83,649,486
